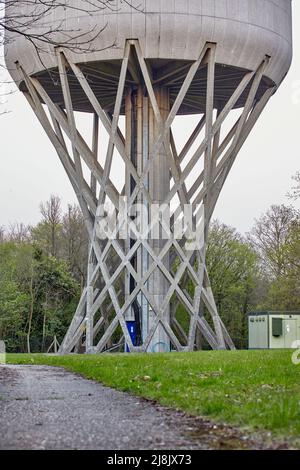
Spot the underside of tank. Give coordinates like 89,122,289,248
19,58,274,115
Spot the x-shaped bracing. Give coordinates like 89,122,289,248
17,39,275,353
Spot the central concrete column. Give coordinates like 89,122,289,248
148,87,171,352
125,86,171,352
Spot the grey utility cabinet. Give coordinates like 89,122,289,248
248,312,300,349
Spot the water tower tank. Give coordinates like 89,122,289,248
5,0,293,114
5,1,293,354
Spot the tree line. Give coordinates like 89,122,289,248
0,196,88,353
0,183,300,352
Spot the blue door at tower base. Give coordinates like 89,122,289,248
126,321,137,352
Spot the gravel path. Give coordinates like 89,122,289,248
0,365,285,450
0,365,205,450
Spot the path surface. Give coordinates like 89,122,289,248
0,365,282,450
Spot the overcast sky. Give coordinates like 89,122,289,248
0,4,299,235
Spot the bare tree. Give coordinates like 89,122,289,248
39,194,62,257
7,222,31,243
0,225,5,241
1,1,141,113
287,172,300,201
1,1,140,52
61,203,88,286
248,205,299,278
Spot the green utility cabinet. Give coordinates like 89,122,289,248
248,312,300,349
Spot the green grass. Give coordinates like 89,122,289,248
6,350,300,442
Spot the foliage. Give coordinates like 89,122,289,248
206,221,260,348
0,240,80,353
29,255,80,352
0,280,29,351
0,243,30,351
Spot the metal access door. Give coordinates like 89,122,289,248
283,320,297,348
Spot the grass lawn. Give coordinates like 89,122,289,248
6,350,300,443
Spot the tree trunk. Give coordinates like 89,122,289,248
27,275,34,354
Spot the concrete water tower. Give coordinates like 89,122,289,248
5,1,293,353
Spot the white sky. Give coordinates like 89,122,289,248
0,4,299,234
